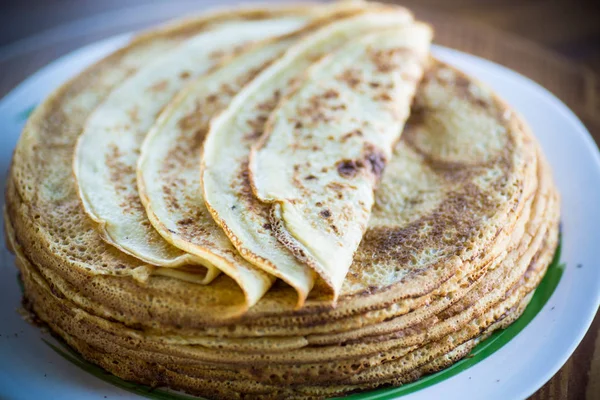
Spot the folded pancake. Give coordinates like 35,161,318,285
249,25,432,297
136,8,395,308
137,40,285,308
201,9,416,303
72,8,320,285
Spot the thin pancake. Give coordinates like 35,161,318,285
201,9,415,303
249,24,431,297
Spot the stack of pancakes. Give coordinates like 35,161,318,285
4,2,560,399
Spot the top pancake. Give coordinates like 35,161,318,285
246,24,431,298
201,9,418,305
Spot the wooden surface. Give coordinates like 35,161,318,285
0,1,598,399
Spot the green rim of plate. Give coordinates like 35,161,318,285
40,237,564,400
16,104,37,122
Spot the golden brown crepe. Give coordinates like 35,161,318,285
249,24,432,297
201,9,417,304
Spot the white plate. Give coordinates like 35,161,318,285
0,33,598,400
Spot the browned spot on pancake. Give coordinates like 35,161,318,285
421,62,445,84
179,71,191,80
158,125,206,225
336,68,362,89
368,47,414,73
118,193,144,214
209,48,225,58
342,129,363,142
305,175,317,181
364,144,386,180
244,115,268,141
244,91,282,141
330,224,339,235
174,59,275,163
401,101,516,182
147,79,169,93
425,65,506,120
177,218,194,226
219,83,237,97
241,61,274,85
352,181,498,287
320,209,331,218
161,184,180,211
337,159,362,178
209,42,249,63
291,172,305,191
208,49,227,61
126,106,140,124
256,91,281,112
336,145,386,180
327,182,350,192
452,75,491,109
105,144,136,195
163,200,213,244
373,92,393,102
177,101,203,131
233,161,270,220
295,88,347,125
322,89,339,99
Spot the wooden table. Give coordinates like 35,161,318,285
1,1,598,399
